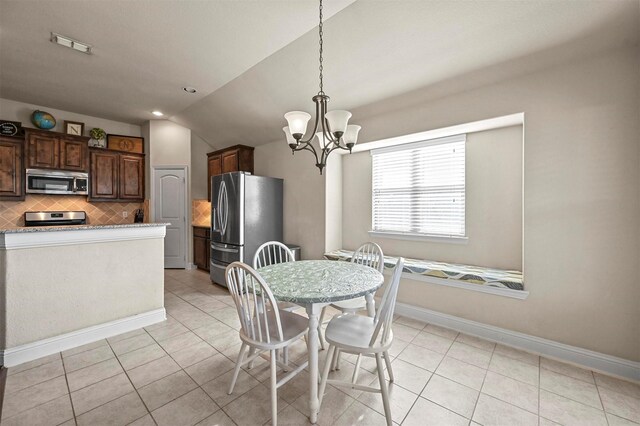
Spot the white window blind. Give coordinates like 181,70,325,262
371,135,466,238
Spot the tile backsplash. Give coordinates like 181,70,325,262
192,199,211,227
0,195,144,228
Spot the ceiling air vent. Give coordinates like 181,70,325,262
50,32,92,54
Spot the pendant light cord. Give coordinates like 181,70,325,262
318,0,324,96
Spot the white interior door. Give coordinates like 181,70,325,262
154,168,186,268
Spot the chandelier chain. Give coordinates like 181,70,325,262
318,0,324,95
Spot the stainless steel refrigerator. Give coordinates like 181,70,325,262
210,172,283,286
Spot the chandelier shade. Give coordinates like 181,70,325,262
282,0,360,174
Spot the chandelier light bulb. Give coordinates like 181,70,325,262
283,126,297,148
325,110,352,138
344,125,361,149
284,111,311,139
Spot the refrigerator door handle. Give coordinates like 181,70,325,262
218,180,228,236
211,243,239,253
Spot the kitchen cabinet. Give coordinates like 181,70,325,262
0,136,25,200
207,145,253,201
90,148,145,202
119,154,145,199
26,129,89,171
193,226,210,271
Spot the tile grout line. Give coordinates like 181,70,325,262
59,352,79,426
593,370,611,426
468,338,495,424
103,336,159,426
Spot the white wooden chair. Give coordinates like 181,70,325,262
318,258,404,426
226,261,309,426
319,242,384,366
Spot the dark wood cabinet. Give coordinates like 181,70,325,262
90,148,145,202
0,136,25,200
90,150,119,199
207,145,253,201
26,129,89,171
59,139,88,171
193,226,210,271
119,155,145,199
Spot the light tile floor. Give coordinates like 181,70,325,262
2,268,639,425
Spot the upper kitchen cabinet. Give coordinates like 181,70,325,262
207,145,254,200
90,148,145,202
119,154,145,200
26,129,89,171
0,135,25,201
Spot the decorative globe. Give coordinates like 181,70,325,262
31,110,56,130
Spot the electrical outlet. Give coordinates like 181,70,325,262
122,211,128,218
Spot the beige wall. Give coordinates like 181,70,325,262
191,134,214,200
254,141,326,260
255,45,639,361
0,98,141,136
1,237,164,348
343,125,523,270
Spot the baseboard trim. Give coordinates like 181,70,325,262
395,302,640,382
0,308,166,367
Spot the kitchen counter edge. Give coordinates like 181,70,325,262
0,223,170,234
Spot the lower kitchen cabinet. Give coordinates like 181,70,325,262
193,226,210,271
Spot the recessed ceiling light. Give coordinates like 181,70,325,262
152,111,164,117
183,87,197,94
51,32,92,54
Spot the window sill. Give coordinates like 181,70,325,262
386,270,529,300
368,230,468,244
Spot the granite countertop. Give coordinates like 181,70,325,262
192,223,210,228
0,223,170,234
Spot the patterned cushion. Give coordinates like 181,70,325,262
324,249,524,291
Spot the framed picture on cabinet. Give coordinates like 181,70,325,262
106,134,144,153
64,120,85,136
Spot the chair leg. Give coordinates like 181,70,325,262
335,349,342,370
330,348,340,371
270,350,278,426
228,342,247,395
318,307,327,350
318,345,336,408
283,347,289,372
352,354,363,384
375,353,392,426
248,347,256,369
384,351,394,382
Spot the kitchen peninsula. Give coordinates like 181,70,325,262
0,223,167,366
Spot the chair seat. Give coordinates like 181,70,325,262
331,296,367,312
325,313,392,353
241,309,309,348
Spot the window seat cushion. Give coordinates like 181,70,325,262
324,249,524,291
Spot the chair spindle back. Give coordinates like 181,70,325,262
226,262,284,344
253,241,295,269
351,242,384,273
369,257,404,347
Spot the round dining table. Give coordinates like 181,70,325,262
258,259,384,424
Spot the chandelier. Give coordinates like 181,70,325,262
283,0,360,175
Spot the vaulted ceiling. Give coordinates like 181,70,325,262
1,0,638,149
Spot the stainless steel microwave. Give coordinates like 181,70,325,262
26,169,89,195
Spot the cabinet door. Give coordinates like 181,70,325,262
119,154,144,200
207,154,222,201
27,133,59,169
193,236,208,270
90,151,119,199
59,139,88,171
221,150,239,173
0,138,24,200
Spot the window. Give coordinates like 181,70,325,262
371,135,466,239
